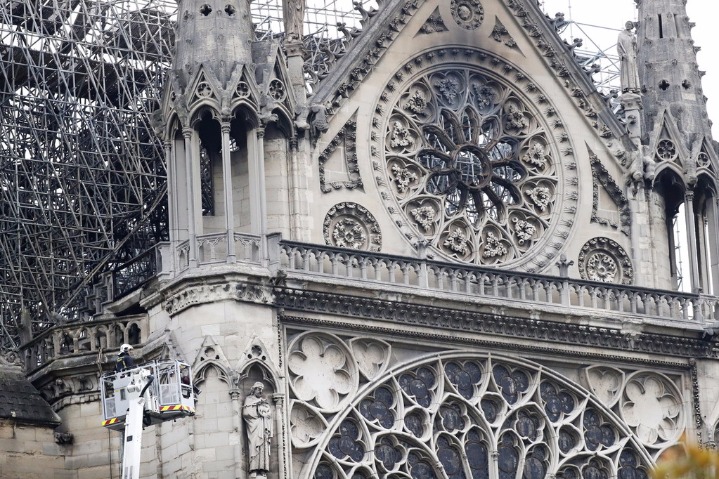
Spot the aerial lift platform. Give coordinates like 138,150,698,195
100,360,196,479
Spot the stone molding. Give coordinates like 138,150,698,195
163,279,274,315
317,113,363,193
588,146,631,236
275,289,718,360
311,0,425,115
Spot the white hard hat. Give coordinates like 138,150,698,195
120,344,133,353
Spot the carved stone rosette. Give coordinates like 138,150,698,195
577,237,633,285
323,202,382,252
451,0,484,30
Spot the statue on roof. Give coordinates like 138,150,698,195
617,21,641,94
283,0,305,44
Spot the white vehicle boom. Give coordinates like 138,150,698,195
100,360,196,479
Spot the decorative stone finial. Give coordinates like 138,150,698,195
556,253,574,278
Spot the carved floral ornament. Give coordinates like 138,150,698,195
323,202,382,252
375,54,577,269
286,336,656,479
451,0,484,30
577,237,633,285
583,367,685,450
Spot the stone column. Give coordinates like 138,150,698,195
230,389,244,479
164,141,179,272
288,137,300,239
248,127,269,264
183,127,198,268
221,122,236,263
684,192,701,292
709,198,719,296
273,393,286,479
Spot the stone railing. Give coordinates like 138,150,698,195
22,315,148,374
175,232,265,272
84,233,274,312
279,241,718,324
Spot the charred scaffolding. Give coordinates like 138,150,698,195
0,0,621,357
0,0,378,357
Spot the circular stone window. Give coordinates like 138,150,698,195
373,50,576,269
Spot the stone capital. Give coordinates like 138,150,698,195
619,92,642,111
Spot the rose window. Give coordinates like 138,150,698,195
381,66,559,265
298,353,655,479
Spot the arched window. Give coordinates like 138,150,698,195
196,110,221,216
655,169,719,293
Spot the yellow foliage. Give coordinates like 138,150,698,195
652,437,719,479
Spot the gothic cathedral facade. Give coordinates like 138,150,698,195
13,0,719,478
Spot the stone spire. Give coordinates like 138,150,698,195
636,0,712,148
172,0,254,94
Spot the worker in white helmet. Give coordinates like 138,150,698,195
115,343,136,372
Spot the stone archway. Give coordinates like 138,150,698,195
290,347,656,479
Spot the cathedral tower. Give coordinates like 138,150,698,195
160,0,302,271
637,0,719,293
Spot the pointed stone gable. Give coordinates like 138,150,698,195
587,145,631,236
309,0,627,149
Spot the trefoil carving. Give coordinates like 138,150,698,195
417,7,448,35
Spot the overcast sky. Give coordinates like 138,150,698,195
540,0,718,138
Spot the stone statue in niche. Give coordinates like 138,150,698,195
243,381,273,478
617,21,640,93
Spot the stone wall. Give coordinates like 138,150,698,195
0,421,69,479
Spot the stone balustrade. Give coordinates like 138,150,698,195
49,235,715,374
23,315,148,374
279,241,717,324
175,232,264,272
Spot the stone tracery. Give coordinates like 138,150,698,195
379,61,566,266
323,202,382,252
288,340,658,479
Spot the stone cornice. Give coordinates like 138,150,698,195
275,287,719,360
161,279,274,316
280,315,695,370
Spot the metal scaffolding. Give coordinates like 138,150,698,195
0,0,616,356
0,0,374,355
